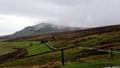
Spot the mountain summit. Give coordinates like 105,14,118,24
0,23,82,40
12,23,81,37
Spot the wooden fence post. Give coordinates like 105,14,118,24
61,49,64,65
110,48,113,59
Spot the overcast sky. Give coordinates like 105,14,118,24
0,0,120,36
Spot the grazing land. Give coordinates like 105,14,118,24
0,25,120,68
0,41,52,56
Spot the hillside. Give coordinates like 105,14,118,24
6,25,120,41
0,25,120,68
0,23,81,41
12,23,81,37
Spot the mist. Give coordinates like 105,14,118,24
0,0,120,36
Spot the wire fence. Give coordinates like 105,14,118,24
25,44,120,66
0,43,120,66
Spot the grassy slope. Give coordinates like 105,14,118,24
1,45,120,67
62,59,120,68
48,31,120,50
0,41,52,56
0,25,120,67
27,44,51,56
0,31,120,67
1,48,120,67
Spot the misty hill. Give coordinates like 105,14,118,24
12,23,81,37
0,23,81,41
6,24,120,42
0,24,120,67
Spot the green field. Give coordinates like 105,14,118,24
62,59,120,68
27,44,51,56
0,41,52,56
1,33,120,67
0,31,120,67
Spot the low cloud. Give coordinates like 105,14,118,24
0,0,120,35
